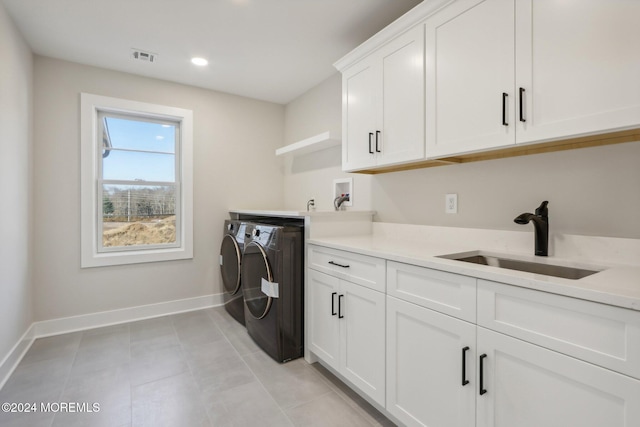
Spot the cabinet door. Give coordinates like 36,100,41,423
377,24,425,167
307,269,340,371
340,281,386,406
342,59,378,171
387,296,476,427
426,0,515,158
515,0,640,144
477,327,640,427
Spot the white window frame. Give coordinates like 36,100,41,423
80,93,193,268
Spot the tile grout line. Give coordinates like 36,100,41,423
207,308,295,426
237,356,295,426
301,360,390,426
209,307,385,426
171,312,218,427
127,322,134,427
5,308,392,427
49,332,84,427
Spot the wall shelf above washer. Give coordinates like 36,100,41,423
275,131,341,157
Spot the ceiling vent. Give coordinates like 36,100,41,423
131,49,157,63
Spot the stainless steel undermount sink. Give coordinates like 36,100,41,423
438,252,603,280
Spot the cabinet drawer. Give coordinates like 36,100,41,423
308,245,385,292
387,261,476,323
477,280,640,379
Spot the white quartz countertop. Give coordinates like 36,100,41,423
308,229,640,312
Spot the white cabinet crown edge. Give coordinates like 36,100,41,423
334,0,454,72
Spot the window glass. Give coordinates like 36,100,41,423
102,150,176,182
102,184,177,248
104,116,176,153
98,113,180,251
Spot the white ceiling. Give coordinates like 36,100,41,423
2,0,423,104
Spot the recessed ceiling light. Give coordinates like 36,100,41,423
191,57,208,66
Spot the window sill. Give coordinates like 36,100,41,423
81,245,193,268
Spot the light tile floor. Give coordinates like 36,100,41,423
0,307,395,427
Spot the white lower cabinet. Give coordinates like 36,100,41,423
476,327,640,427
307,268,386,406
386,296,476,427
307,245,640,426
308,268,340,368
384,266,640,427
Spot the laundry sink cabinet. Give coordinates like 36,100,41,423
387,295,476,426
306,244,640,426
386,262,477,426
476,327,640,427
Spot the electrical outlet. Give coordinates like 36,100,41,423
446,193,458,214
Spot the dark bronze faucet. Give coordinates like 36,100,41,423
514,201,549,256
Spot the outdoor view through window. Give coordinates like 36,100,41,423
100,113,179,250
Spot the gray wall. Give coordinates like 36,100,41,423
283,73,640,239
283,74,372,212
33,57,285,321
372,142,640,238
0,5,33,363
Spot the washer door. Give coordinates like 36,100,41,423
241,241,273,319
220,234,241,295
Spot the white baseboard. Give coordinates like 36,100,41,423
0,324,36,390
0,293,223,389
33,293,224,338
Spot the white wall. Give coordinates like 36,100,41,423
372,142,640,238
0,4,33,364
283,73,372,211
284,73,640,239
33,57,285,321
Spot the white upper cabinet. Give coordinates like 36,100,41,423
379,26,425,166
343,59,378,171
515,0,640,144
426,0,640,158
342,25,425,171
426,0,516,157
